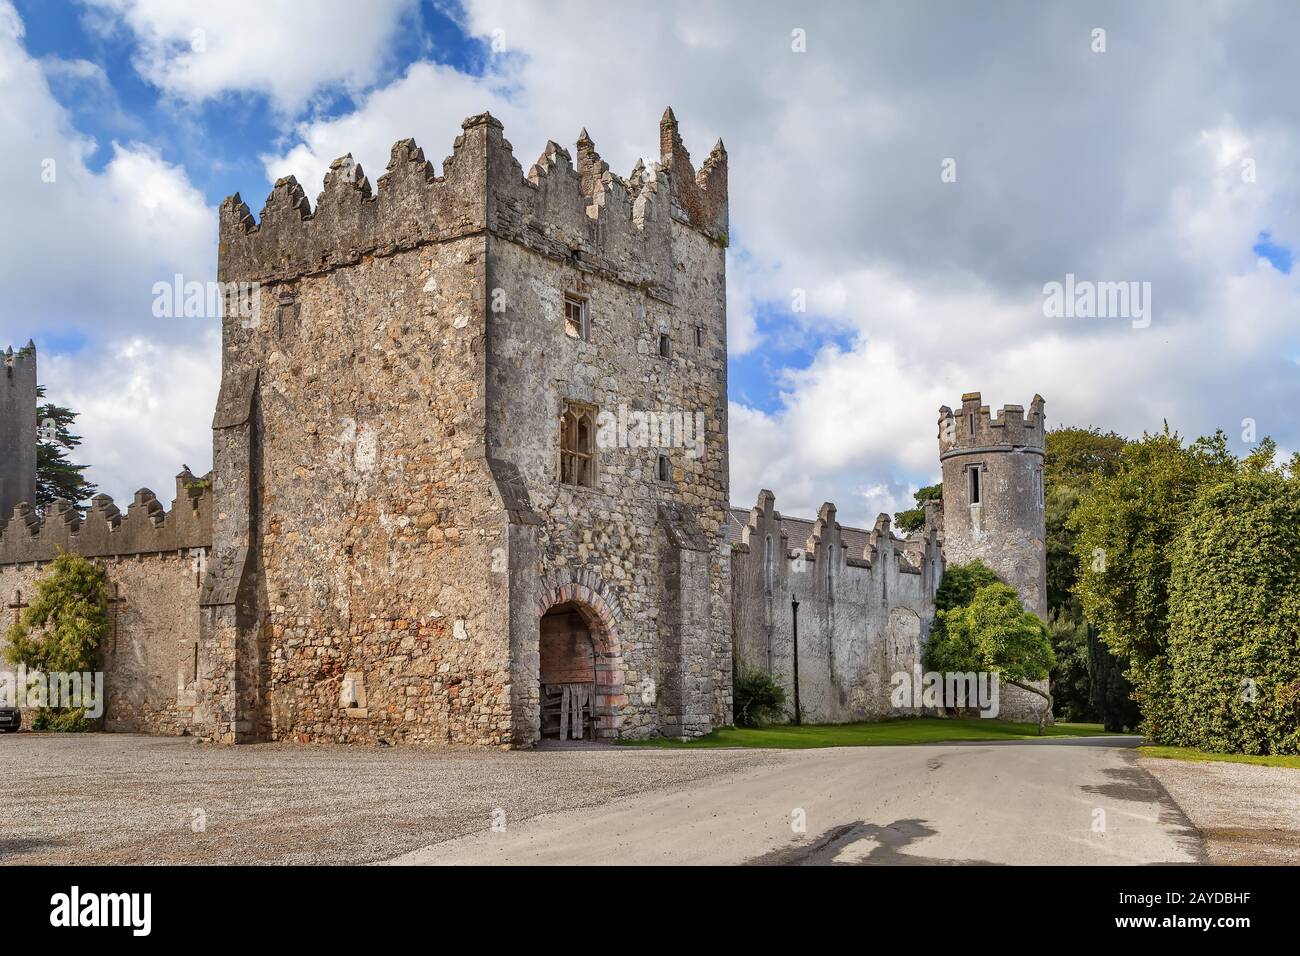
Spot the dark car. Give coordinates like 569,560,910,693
0,707,20,733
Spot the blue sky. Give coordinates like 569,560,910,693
2,1,1299,527
13,0,484,208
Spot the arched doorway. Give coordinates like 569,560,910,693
539,601,598,740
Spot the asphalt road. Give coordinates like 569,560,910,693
391,737,1206,865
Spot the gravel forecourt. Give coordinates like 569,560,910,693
1,733,775,865
1139,756,1300,865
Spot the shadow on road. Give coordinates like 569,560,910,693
746,819,1004,866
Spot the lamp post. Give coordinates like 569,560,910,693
791,595,802,726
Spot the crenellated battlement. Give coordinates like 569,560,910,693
0,469,212,566
937,391,1046,455
218,110,728,297
3,341,36,377
732,490,939,575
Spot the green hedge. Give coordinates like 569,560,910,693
1165,470,1300,754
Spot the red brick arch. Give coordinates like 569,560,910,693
536,575,627,739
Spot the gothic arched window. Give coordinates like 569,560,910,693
560,404,596,488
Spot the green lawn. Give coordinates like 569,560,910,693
619,718,1122,750
1139,745,1300,770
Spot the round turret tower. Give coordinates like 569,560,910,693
937,391,1047,618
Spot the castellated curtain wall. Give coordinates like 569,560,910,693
0,474,212,733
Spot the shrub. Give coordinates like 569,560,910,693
733,666,788,727
4,550,109,731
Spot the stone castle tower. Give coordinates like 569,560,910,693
196,109,732,745
937,392,1048,722
937,392,1047,617
0,343,37,520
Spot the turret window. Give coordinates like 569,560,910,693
968,466,981,505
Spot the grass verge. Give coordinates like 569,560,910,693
1139,745,1300,769
618,717,1122,749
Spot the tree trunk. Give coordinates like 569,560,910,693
1008,680,1054,736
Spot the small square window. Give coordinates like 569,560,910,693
564,295,589,341
658,332,671,358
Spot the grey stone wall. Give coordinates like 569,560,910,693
0,343,37,523
730,493,943,723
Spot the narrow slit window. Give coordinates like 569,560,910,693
968,467,981,505
764,534,773,594
657,454,671,482
658,332,671,358
695,326,704,348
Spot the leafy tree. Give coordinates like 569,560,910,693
1070,427,1240,740
1088,629,1140,732
933,559,1000,615
928,581,1056,733
35,386,97,510
894,483,942,533
1043,427,1130,722
3,550,109,731
1048,611,1094,722
1044,426,1126,490
1045,483,1083,618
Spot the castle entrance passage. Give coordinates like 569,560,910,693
539,602,597,740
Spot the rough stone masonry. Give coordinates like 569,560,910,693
0,111,1049,744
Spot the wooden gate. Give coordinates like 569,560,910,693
539,602,597,739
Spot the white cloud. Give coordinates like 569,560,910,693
82,0,418,113
40,335,221,507
0,1,218,508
